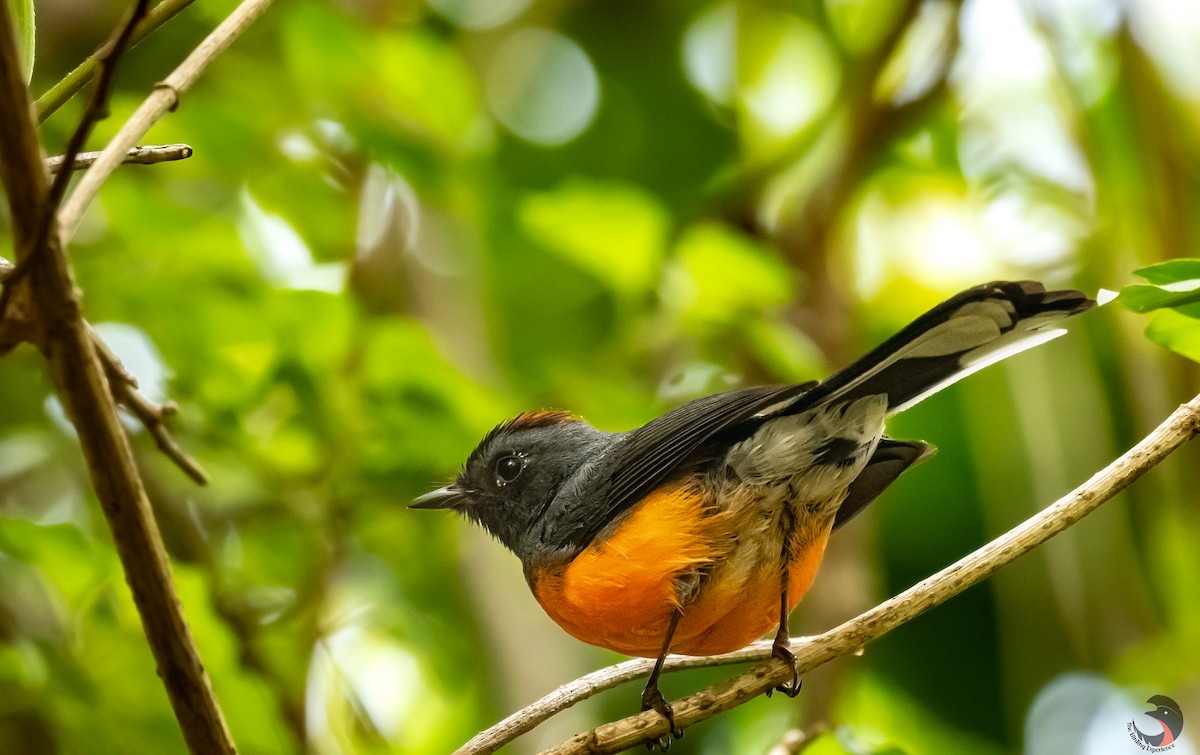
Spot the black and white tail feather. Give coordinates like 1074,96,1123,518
738,280,1095,528
762,280,1094,419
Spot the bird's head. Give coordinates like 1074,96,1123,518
411,411,607,554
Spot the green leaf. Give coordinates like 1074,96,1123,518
8,0,35,83
1144,307,1200,364
1133,258,1200,285
1116,284,1200,314
672,221,792,324
1114,258,1200,313
517,179,669,296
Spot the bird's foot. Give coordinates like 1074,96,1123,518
766,640,802,698
641,683,684,750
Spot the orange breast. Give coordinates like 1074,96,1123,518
671,522,830,656
529,483,834,658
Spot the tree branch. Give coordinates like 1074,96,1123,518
0,2,235,752
47,143,193,173
3,253,210,483
458,393,1200,754
89,323,209,484
35,0,198,121
56,0,276,243
37,0,150,240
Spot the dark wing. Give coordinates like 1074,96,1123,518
832,439,933,530
539,382,817,551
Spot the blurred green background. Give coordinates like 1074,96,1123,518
3,0,1200,752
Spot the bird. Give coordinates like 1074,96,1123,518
412,280,1095,745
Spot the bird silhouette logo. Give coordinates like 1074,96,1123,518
1128,695,1184,751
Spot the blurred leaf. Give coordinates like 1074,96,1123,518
282,2,485,154
1115,258,1200,362
357,318,500,476
7,0,34,83
835,672,1006,755
517,178,669,296
737,9,839,155
826,0,906,55
1116,284,1200,314
1133,258,1200,285
1116,258,1200,313
1144,307,1200,364
671,221,792,325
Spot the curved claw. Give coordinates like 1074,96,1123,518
767,642,803,698
641,685,685,750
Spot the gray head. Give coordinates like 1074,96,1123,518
411,411,609,555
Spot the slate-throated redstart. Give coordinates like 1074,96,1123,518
412,280,1094,741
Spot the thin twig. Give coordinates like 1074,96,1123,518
2,253,209,482
47,143,193,173
0,3,236,752
89,324,209,484
458,395,1200,755
57,0,276,242
38,0,150,240
35,0,199,121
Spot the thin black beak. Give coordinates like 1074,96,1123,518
410,485,467,510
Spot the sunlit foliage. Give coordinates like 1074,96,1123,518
3,0,1199,752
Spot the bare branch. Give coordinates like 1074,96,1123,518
458,641,791,755
38,0,151,235
47,143,193,173
89,324,209,484
3,253,209,482
57,0,276,242
35,0,199,121
461,394,1200,754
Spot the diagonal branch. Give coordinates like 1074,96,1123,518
458,393,1200,755
56,0,276,243
458,640,785,755
89,323,209,484
3,252,209,483
35,0,198,121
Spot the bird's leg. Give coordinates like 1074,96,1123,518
641,609,685,750
767,569,802,698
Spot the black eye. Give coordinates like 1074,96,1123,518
494,454,525,486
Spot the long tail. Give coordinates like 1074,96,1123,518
796,280,1095,415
